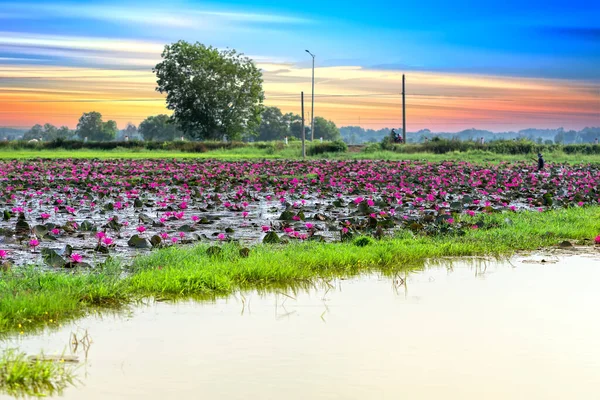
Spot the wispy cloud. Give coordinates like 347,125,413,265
0,2,312,29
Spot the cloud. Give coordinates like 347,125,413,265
0,2,312,29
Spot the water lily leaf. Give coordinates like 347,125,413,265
103,202,114,211
134,198,143,208
138,213,153,225
3,210,11,220
79,220,97,232
62,220,78,233
94,244,110,254
33,225,48,239
104,218,122,231
179,224,195,232
358,201,373,215
41,248,66,268
15,219,30,236
127,234,150,248
206,246,222,257
239,247,250,258
57,244,73,257
332,199,345,207
225,227,234,233
296,211,306,221
279,210,294,221
263,231,281,244
150,235,162,248
64,261,92,269
450,201,463,211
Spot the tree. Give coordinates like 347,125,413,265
124,123,138,140
258,107,287,141
56,126,74,140
153,41,264,141
283,113,304,139
23,123,73,141
23,124,44,140
313,117,341,141
139,115,181,141
76,112,117,141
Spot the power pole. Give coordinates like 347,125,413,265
306,50,315,141
402,74,406,144
301,91,306,159
311,55,315,141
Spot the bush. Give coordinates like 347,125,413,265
307,140,348,156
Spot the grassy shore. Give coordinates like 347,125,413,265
0,349,76,398
1,207,599,337
1,147,600,164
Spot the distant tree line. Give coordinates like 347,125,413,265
340,126,600,145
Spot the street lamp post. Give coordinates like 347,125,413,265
305,50,315,141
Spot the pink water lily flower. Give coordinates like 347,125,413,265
595,235,600,245
29,239,39,250
70,253,83,263
137,226,146,233
0,250,7,259
217,233,226,241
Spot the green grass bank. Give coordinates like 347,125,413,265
1,207,599,338
2,147,600,164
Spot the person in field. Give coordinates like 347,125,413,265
536,153,545,171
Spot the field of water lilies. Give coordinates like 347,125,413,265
0,158,599,269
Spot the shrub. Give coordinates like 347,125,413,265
307,140,348,156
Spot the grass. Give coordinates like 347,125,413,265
0,349,77,398
1,206,599,338
1,147,600,164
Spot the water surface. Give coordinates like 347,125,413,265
3,252,600,399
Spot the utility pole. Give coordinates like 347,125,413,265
306,50,315,141
402,74,406,144
301,91,306,159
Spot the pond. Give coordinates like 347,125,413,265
2,251,600,399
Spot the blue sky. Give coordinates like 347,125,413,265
0,0,598,130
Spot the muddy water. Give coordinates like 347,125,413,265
3,253,600,400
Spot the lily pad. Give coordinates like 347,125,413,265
41,248,66,268
263,231,281,244
127,234,150,249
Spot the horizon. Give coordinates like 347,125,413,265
0,0,599,131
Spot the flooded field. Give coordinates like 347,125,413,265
2,251,599,399
2,158,599,268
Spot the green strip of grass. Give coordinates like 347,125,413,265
0,349,76,398
1,207,599,337
1,147,599,164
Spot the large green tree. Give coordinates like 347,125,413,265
283,113,305,139
313,117,341,141
76,112,117,141
153,41,264,141
139,114,181,141
258,107,288,141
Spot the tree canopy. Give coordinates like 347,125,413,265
153,41,264,141
76,112,117,141
139,115,181,141
23,123,74,141
258,107,288,141
313,117,341,141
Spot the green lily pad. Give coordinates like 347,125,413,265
41,248,66,268
263,231,281,244
127,234,150,249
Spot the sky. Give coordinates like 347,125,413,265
0,0,599,132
